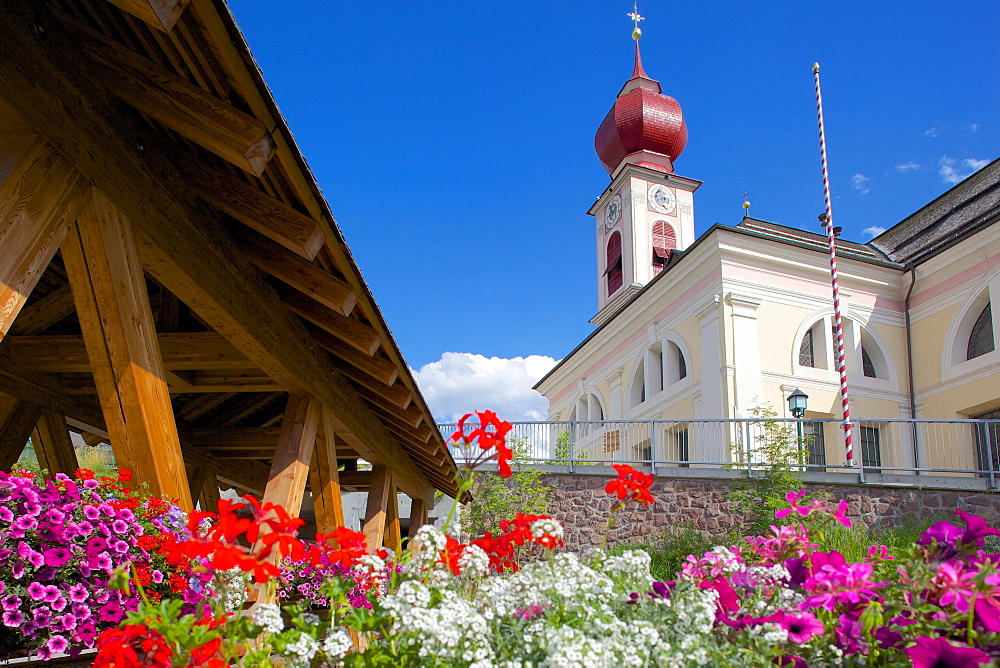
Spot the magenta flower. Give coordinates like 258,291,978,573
27,582,47,601
931,561,978,613
97,601,122,624
46,634,68,654
0,506,13,522
44,508,65,524
956,509,1000,547
110,519,128,534
82,506,100,521
831,500,852,528
2,595,21,611
43,548,72,568
68,585,88,603
778,612,825,643
905,636,990,668
2,610,24,627
802,560,887,611
50,597,67,612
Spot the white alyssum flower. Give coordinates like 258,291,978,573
322,628,353,660
284,631,319,665
251,602,284,634
457,543,490,577
299,612,320,626
600,549,654,592
210,567,247,611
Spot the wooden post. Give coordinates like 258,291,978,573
407,498,428,539
32,410,79,477
308,406,345,534
0,125,86,343
384,483,402,553
61,189,192,509
0,394,42,471
362,465,392,551
260,395,321,518
187,465,221,512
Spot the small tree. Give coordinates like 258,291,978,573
465,435,555,536
726,404,807,538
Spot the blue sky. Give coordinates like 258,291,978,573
230,1,997,419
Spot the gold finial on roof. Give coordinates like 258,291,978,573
628,2,644,40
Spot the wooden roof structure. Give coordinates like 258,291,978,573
0,0,458,550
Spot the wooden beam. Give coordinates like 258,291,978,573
61,189,192,510
0,2,443,504
308,324,400,388
408,498,428,539
8,284,76,335
309,408,345,534
0,372,106,432
260,395,320,518
362,464,392,552
187,161,324,260
0,128,86,342
105,0,191,33
0,395,42,471
187,465,221,512
191,427,283,449
238,229,356,316
32,410,79,477
281,288,381,357
63,13,274,175
1,332,256,373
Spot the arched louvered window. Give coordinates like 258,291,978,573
651,221,676,275
606,231,623,295
968,303,995,360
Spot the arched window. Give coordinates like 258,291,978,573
569,393,605,422
968,303,995,360
606,232,623,296
798,328,817,368
861,347,877,378
651,221,676,275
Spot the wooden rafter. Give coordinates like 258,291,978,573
8,284,76,335
105,0,191,33
61,11,274,175
308,325,400,388
187,162,325,260
0,119,87,342
190,427,283,449
61,189,192,509
238,230,357,315
281,288,381,357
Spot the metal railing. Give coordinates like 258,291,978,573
439,418,1000,488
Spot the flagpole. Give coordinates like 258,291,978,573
812,63,855,466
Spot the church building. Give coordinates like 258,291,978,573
534,32,1000,473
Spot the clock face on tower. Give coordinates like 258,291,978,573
647,184,677,215
605,194,622,230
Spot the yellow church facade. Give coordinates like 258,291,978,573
534,43,999,475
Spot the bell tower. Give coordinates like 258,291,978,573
588,11,701,326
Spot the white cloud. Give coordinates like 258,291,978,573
925,126,939,137
862,226,886,239
851,173,871,194
412,352,557,424
895,161,920,172
940,156,990,184
970,123,980,133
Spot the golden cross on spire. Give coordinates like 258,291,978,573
628,2,644,40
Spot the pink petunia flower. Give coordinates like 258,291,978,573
906,636,990,668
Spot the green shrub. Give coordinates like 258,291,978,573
465,436,555,537
609,525,715,581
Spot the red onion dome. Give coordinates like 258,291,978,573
594,43,687,175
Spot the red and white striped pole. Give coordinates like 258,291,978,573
812,62,855,466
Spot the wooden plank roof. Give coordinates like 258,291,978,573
0,0,459,498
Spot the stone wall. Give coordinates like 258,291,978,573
527,466,1000,549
